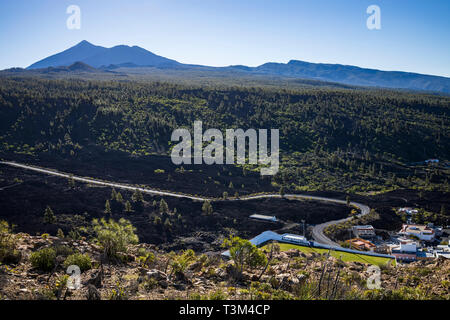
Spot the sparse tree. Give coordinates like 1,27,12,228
57,228,65,239
222,236,267,277
104,200,112,215
132,189,144,202
164,218,172,229
159,199,169,214
124,201,133,213
115,192,123,203
202,201,213,215
111,188,117,200
43,206,56,224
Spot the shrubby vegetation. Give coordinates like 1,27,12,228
222,235,267,277
92,218,139,260
63,253,92,272
0,221,21,264
0,77,448,193
30,247,56,271
0,220,449,300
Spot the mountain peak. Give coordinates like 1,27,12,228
74,40,95,47
288,60,308,65
28,41,179,69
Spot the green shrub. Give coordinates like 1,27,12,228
0,221,21,265
63,253,92,272
222,235,267,275
57,229,65,239
170,249,195,275
43,206,56,224
92,218,139,260
137,248,155,267
41,233,50,240
30,247,56,271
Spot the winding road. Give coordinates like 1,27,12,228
0,160,371,247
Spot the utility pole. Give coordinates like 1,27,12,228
301,220,305,237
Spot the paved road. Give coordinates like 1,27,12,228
0,160,371,247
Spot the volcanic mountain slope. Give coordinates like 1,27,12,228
27,40,179,69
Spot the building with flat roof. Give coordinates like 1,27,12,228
346,238,376,252
249,214,277,222
398,207,419,215
389,238,419,261
352,225,376,238
416,251,435,260
435,244,450,259
281,234,309,245
399,224,435,241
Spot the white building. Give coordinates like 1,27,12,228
352,225,376,238
399,224,435,241
389,238,419,261
249,214,277,222
435,244,450,259
398,207,418,215
281,234,309,245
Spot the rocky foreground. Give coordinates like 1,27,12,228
0,233,449,300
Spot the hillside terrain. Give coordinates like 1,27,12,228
0,77,448,195
0,75,449,301
1,230,449,300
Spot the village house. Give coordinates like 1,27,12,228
345,238,376,252
398,224,435,241
434,244,450,259
389,238,419,261
352,225,376,238
398,207,419,215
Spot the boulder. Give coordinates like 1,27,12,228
146,269,167,281
275,273,301,291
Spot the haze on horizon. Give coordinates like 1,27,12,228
0,0,449,77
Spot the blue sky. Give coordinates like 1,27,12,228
0,0,449,77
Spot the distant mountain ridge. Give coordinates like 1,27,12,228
245,60,450,93
27,40,179,69
21,40,450,93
